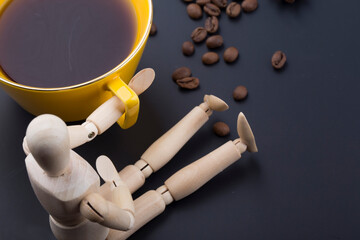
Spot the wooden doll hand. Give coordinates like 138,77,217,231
80,191,134,231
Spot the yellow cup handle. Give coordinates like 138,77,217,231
107,77,139,129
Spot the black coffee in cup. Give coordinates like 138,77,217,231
0,0,136,88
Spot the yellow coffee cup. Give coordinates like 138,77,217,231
0,0,153,129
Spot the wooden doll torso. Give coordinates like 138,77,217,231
25,150,100,226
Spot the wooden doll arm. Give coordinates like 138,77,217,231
20,68,156,154
83,68,155,136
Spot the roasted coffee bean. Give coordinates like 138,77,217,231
204,3,221,16
187,3,203,19
191,27,207,43
211,0,227,8
150,23,157,36
202,52,219,65
271,51,286,69
172,67,192,82
226,2,241,18
223,47,239,63
241,0,258,12
206,35,223,49
183,0,194,2
204,16,219,33
182,41,195,56
196,0,210,5
213,122,230,137
233,85,248,101
176,77,200,89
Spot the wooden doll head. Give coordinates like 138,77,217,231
26,114,70,176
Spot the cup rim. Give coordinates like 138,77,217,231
0,0,153,92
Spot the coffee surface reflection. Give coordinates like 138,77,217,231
0,0,136,88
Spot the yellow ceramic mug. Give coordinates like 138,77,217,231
0,0,153,129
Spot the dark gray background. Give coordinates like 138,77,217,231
0,0,359,239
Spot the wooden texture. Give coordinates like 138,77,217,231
67,122,98,149
118,165,145,194
96,156,135,214
140,106,209,172
86,68,155,135
112,185,135,215
127,68,155,95
87,96,124,135
26,114,71,176
164,141,243,201
80,193,134,231
96,155,123,183
204,94,229,112
134,159,152,178
49,216,109,240
156,185,174,205
68,125,90,149
25,117,139,238
26,150,100,226
237,112,258,152
107,190,166,240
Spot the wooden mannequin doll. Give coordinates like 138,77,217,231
25,114,135,240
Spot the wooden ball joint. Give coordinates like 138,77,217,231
23,69,257,240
